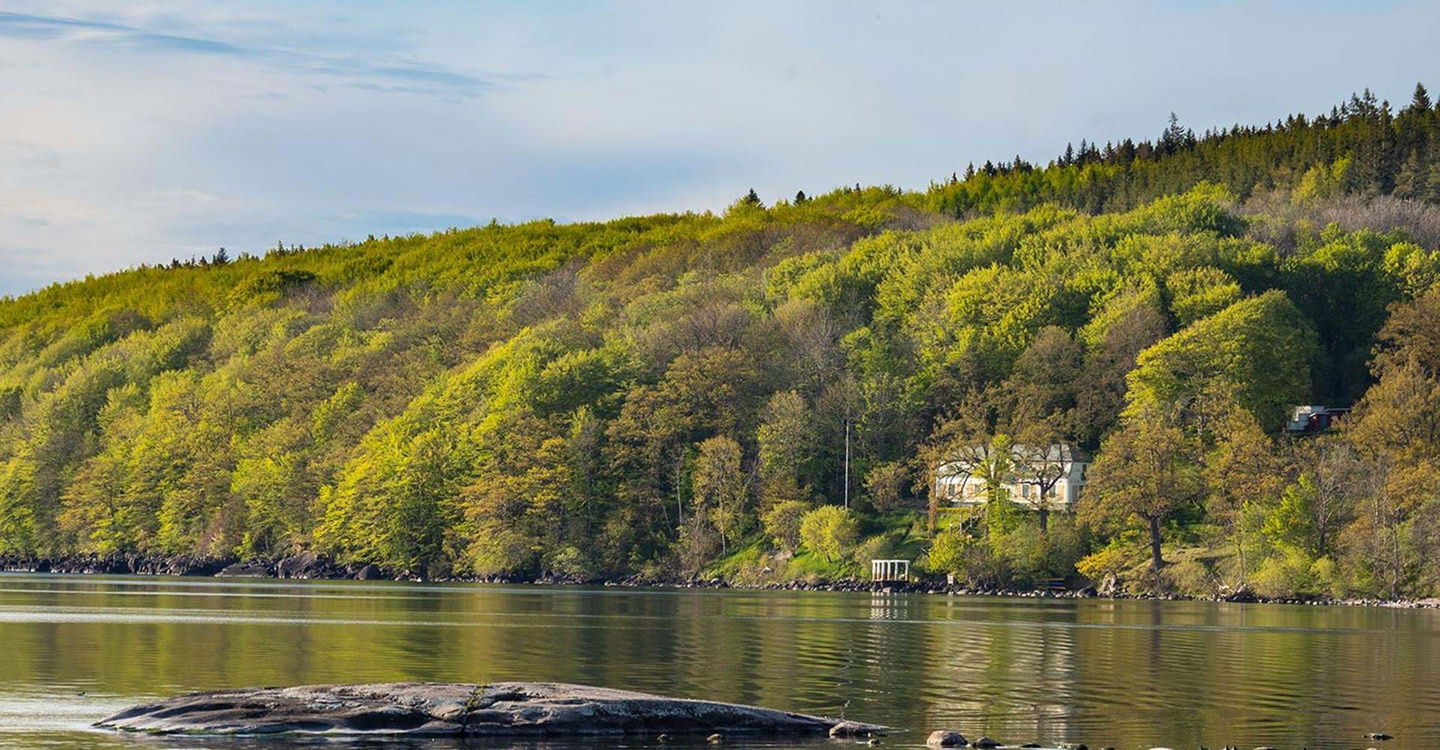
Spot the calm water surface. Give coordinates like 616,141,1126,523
1,573,1437,749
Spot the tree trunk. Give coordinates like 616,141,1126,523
1038,507,1049,533
1148,515,1164,572
1235,535,1247,587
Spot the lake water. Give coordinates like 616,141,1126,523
0,574,1436,749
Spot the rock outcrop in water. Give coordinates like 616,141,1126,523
97,682,886,737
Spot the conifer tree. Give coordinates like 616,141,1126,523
1409,82,1431,113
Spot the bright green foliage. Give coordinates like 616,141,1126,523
317,426,466,575
1166,267,1243,325
233,452,308,557
1293,157,1351,203
3,88,1440,596
799,505,859,562
925,510,1081,587
761,500,810,552
1127,291,1318,430
926,525,975,577
756,391,814,509
1265,475,1326,558
691,435,750,554
1382,242,1440,299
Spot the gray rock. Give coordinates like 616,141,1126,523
927,729,967,746
215,560,273,578
830,720,874,738
96,682,887,737
275,552,343,580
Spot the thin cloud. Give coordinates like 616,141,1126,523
2,1,1438,300
332,210,485,237
0,10,505,97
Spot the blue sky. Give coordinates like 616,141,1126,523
2,1,1438,296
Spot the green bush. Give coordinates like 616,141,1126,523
762,500,810,552
854,532,901,568
1076,543,1133,584
1251,548,1337,599
799,505,859,563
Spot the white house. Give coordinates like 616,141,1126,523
934,443,1089,512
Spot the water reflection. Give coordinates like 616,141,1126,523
0,574,1436,749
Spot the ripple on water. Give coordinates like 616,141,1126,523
0,576,1437,750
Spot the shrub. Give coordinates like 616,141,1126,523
1251,548,1336,599
863,461,911,511
675,522,721,576
854,532,901,568
1161,557,1216,596
925,525,975,575
762,500,810,552
1076,544,1132,584
926,526,1010,587
987,524,1054,587
545,545,593,580
469,527,534,577
799,505,859,562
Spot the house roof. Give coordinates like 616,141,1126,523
936,443,1089,472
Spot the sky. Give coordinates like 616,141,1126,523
2,1,1439,296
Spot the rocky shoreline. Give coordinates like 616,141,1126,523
0,551,384,580
4,552,1437,609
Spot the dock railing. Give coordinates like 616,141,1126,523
870,559,911,582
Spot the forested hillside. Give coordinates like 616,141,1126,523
3,86,1440,598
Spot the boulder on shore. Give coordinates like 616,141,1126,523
97,682,887,737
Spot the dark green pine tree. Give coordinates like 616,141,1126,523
1159,112,1185,156
1409,82,1432,113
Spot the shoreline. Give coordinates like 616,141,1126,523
4,553,1437,610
